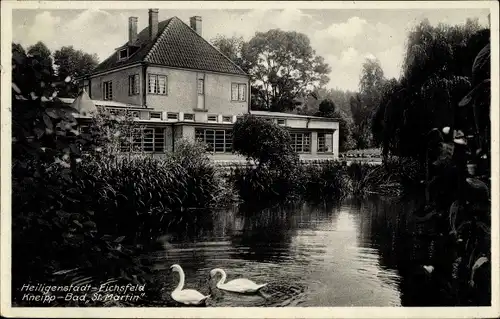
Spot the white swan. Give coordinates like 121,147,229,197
209,268,267,294
170,264,210,306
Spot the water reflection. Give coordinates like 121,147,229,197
151,197,440,306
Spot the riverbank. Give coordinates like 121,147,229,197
13,146,491,307
13,146,418,306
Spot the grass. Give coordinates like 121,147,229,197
11,140,228,306
228,158,416,203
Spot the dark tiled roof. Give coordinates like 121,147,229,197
92,17,247,76
92,18,173,73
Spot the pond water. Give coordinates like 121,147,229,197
150,196,447,307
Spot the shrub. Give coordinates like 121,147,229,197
346,162,404,197
298,162,349,201
232,115,300,202
383,156,423,188
10,44,227,306
231,165,301,203
317,99,336,117
12,143,225,306
233,114,299,170
12,158,159,306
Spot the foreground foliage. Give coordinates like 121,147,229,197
11,44,228,305
372,19,491,306
13,147,225,306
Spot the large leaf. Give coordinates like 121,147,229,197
114,236,125,243
465,177,490,201
458,79,490,108
469,256,488,287
452,130,467,145
472,44,490,84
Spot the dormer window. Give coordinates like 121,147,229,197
118,48,128,61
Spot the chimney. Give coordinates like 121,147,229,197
128,17,138,44
190,16,202,36
149,9,159,40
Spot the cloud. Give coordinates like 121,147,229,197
203,8,315,41
274,8,313,27
12,8,490,91
22,11,61,46
15,9,128,61
376,44,405,80
324,47,380,91
316,17,368,40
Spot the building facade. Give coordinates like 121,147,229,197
77,9,339,161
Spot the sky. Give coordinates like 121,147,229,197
12,8,490,91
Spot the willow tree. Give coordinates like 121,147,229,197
372,18,489,163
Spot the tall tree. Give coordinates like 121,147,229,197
27,41,53,77
53,46,99,97
12,43,25,56
12,43,27,89
317,99,336,117
349,58,387,149
245,29,331,112
210,35,252,74
371,77,399,154
312,99,352,152
297,88,356,151
372,19,488,161
359,58,386,111
350,94,372,149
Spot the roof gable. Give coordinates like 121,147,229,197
91,17,247,76
92,18,173,74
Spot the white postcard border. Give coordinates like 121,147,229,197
1,1,499,318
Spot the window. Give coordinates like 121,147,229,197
104,107,139,119
77,125,91,152
317,132,333,153
167,112,179,120
184,113,194,121
129,110,140,118
150,112,162,120
107,108,125,117
231,83,246,101
120,127,165,153
276,119,286,126
129,74,139,95
195,128,232,153
148,74,167,95
222,116,232,123
103,81,113,100
207,115,217,122
290,132,311,153
79,125,90,135
118,48,128,60
197,79,204,95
